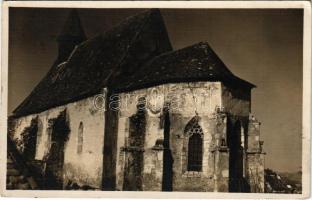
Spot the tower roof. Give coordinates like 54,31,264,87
57,9,86,41
13,9,173,117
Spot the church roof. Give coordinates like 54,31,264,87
13,9,173,117
113,42,256,92
13,10,255,118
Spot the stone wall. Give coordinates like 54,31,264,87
62,95,105,189
9,81,265,192
115,85,168,191
246,153,265,192
113,81,258,192
115,82,229,191
246,117,265,192
9,94,105,189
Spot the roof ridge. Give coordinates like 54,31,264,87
143,41,215,62
58,9,158,64
75,9,157,47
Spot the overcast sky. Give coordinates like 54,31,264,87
8,8,303,172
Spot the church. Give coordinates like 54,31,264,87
8,9,265,192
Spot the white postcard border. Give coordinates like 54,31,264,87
1,1,311,199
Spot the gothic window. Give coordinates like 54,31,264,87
187,122,203,171
77,122,83,154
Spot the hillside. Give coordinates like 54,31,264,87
265,169,302,193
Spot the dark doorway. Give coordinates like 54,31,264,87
228,120,244,192
162,111,173,191
45,111,70,190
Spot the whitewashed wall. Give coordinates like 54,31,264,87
10,93,105,189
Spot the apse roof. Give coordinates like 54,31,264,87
112,42,256,92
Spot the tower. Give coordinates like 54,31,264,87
56,9,87,64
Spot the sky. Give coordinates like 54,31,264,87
8,8,303,172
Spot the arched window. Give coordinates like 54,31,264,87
77,122,83,154
187,123,203,171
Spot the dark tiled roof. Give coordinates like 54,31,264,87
113,42,256,92
13,9,173,117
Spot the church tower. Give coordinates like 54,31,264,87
56,9,87,64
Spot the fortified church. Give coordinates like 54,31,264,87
8,9,265,192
